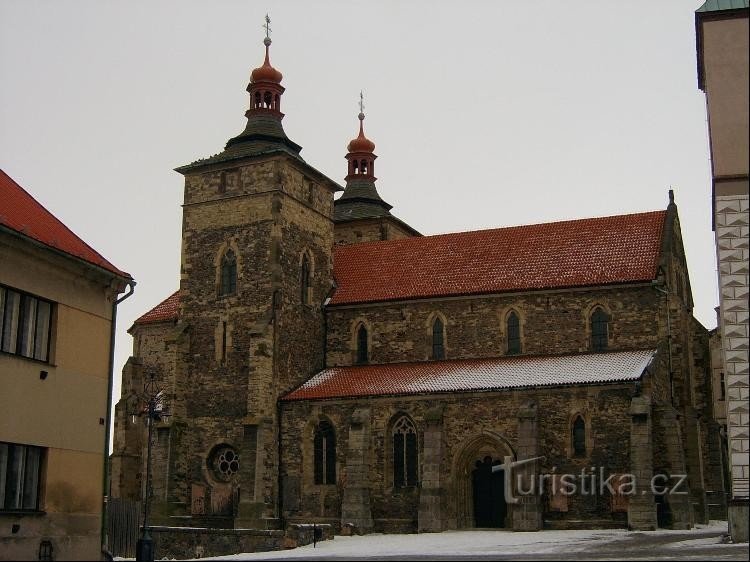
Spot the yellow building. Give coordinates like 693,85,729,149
0,170,133,560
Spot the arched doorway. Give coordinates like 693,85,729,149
472,456,506,528
452,432,515,529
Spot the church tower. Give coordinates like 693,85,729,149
333,95,420,244
138,19,341,528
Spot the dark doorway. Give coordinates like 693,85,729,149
472,456,506,528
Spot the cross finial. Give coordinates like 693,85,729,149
263,14,272,44
358,91,365,120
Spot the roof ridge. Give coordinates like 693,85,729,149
336,209,666,250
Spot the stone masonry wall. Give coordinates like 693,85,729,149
334,217,416,246
326,285,664,367
166,154,336,526
281,384,636,532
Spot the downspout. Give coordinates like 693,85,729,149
101,279,136,557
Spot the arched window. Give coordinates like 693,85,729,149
590,307,609,351
572,416,586,457
356,324,368,364
360,159,368,174
432,317,445,360
264,91,273,108
393,416,418,487
220,249,237,296
254,92,261,108
314,420,336,485
507,311,521,354
301,254,311,305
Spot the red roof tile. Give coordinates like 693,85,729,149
0,169,130,278
282,349,656,401
330,211,666,305
132,290,180,326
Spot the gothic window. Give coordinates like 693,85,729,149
313,420,336,485
356,324,368,364
301,254,311,305
220,250,237,296
507,311,521,355
393,416,418,487
590,307,609,351
432,317,445,360
572,416,586,457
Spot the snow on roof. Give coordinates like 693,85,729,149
283,349,656,401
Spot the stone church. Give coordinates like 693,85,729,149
110,33,726,534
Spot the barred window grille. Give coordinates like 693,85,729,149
431,317,445,360
591,307,609,351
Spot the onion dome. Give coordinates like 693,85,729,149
251,37,283,84
347,112,376,153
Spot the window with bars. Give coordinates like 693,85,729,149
431,317,445,360
0,286,52,362
0,442,44,511
507,311,521,354
220,250,237,296
356,324,368,365
590,307,609,351
572,416,586,457
313,420,336,485
393,416,418,487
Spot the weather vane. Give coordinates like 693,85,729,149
359,91,365,117
263,14,272,41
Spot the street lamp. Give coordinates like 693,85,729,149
129,373,169,562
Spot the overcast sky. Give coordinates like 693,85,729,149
1,1,718,416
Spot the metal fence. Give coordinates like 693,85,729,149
107,498,142,559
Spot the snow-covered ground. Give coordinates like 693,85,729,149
192,521,747,561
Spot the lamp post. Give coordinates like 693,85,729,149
130,373,169,562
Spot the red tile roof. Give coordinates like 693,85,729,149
0,169,130,278
282,349,656,401
132,290,180,326
330,211,666,305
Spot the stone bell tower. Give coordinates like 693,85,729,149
145,19,341,528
